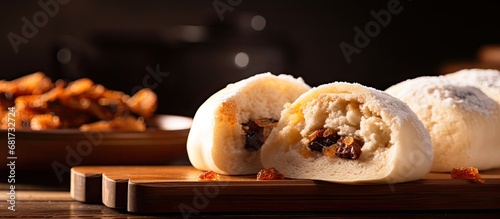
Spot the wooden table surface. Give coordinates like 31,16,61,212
1,190,500,218
1,170,500,218
71,166,500,214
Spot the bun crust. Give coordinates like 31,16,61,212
260,82,433,184
187,73,311,175
386,69,500,172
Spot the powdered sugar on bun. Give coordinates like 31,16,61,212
445,69,500,92
187,73,310,175
260,82,433,184
386,69,500,172
445,69,500,103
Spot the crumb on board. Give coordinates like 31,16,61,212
199,170,220,181
257,167,285,180
451,167,485,184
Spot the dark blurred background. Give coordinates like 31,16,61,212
1,0,500,117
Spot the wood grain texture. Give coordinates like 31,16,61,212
4,200,500,218
71,166,500,213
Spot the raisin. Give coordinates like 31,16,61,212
307,128,340,152
198,170,220,181
242,119,277,152
451,167,485,184
306,128,365,160
257,167,285,180
335,136,364,159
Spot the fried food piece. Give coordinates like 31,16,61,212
110,116,146,131
30,114,61,130
0,107,29,129
15,83,64,110
8,84,65,129
82,84,129,104
0,110,8,129
1,72,157,131
58,96,115,120
0,93,15,109
61,78,94,97
53,81,128,123
80,84,106,99
79,116,146,132
78,120,111,131
126,88,157,118
100,89,129,101
0,80,13,93
0,72,52,95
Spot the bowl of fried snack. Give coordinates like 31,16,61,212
0,72,159,131
0,72,192,171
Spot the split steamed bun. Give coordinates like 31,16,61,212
187,73,311,175
260,82,433,184
386,69,500,172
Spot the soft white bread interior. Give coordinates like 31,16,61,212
386,70,500,172
187,73,311,175
260,82,433,184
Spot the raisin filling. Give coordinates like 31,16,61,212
242,118,278,152
307,128,340,152
307,128,364,160
335,136,364,159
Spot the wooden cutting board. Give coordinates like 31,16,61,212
70,166,500,213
